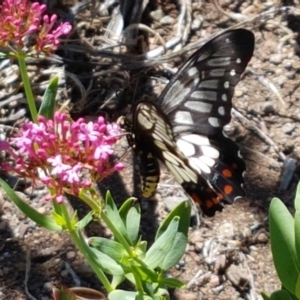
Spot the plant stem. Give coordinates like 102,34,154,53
60,203,113,293
17,52,38,122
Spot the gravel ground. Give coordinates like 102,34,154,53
1,0,300,299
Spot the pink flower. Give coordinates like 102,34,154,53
2,113,124,203
0,0,71,54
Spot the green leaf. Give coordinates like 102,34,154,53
75,211,93,230
268,290,295,300
261,292,271,300
88,247,124,276
88,237,126,262
294,182,300,270
126,205,141,245
296,274,300,299
159,277,185,289
130,263,158,282
0,179,61,231
105,191,131,245
156,201,191,270
108,290,137,300
155,200,191,240
39,76,58,119
119,198,140,244
111,275,125,290
269,198,299,294
144,217,179,269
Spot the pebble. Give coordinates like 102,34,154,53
160,15,175,25
189,230,204,244
262,102,275,114
219,222,235,239
286,71,295,79
191,17,202,31
256,232,269,243
282,122,296,134
60,269,68,277
210,274,221,287
234,89,244,97
43,282,53,291
150,9,164,21
179,293,198,300
274,75,287,87
269,54,282,64
66,251,76,260
283,59,293,69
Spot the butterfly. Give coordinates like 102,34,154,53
121,29,255,216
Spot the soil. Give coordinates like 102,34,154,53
1,0,300,299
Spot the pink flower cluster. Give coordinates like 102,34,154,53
0,0,71,54
1,113,124,203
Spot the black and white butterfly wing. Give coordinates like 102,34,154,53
130,29,254,215
156,29,254,210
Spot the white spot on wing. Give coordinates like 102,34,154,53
201,145,219,158
199,155,215,167
181,134,210,146
224,81,230,89
218,106,225,115
222,94,227,101
207,57,231,67
190,91,217,101
230,69,236,76
208,117,220,127
189,157,211,174
209,68,226,77
236,58,241,64
199,80,219,89
177,139,195,156
174,111,193,124
191,102,213,113
187,67,198,77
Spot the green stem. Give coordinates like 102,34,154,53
60,204,113,293
79,190,101,214
17,52,38,122
130,264,144,299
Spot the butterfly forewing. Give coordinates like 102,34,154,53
127,29,254,215
158,29,254,136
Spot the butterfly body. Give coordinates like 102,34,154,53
123,29,255,216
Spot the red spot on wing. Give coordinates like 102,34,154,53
222,169,232,178
224,185,233,195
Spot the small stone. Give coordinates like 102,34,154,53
61,269,68,277
160,15,175,25
256,232,268,243
234,89,243,97
269,54,282,64
178,293,198,300
191,17,202,31
283,59,293,69
66,251,76,260
219,222,235,239
286,71,295,79
189,230,204,244
210,274,221,287
275,75,287,87
262,102,275,114
282,122,296,134
37,206,46,214
150,9,164,21
43,281,53,291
